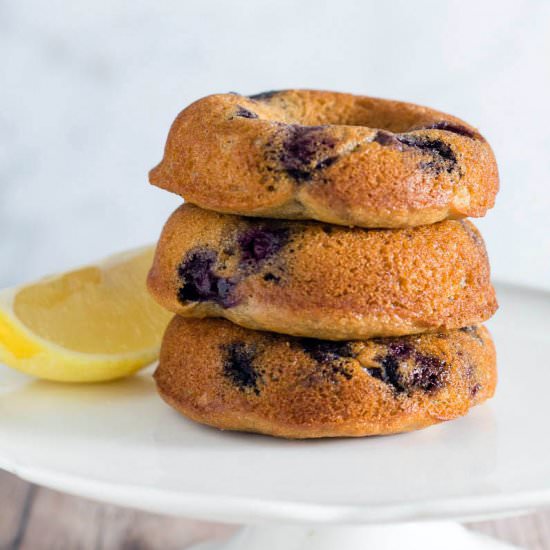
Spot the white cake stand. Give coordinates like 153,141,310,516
1,283,548,550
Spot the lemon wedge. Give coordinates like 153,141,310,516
0,246,171,382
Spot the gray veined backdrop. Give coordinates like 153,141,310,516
1,0,549,291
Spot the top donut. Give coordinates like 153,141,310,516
150,90,498,228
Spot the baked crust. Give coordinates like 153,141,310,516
147,204,497,340
155,317,497,438
150,90,498,228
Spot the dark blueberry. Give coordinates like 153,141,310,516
374,128,458,174
216,278,237,304
282,125,332,165
398,135,457,173
387,340,414,359
249,90,281,101
459,325,484,344
234,106,258,119
409,353,447,392
300,339,355,383
222,342,260,394
238,226,289,265
300,338,355,364
471,383,482,397
367,340,446,394
263,272,281,283
285,167,312,180
367,355,405,393
177,249,216,300
366,367,385,382
280,125,337,181
177,248,238,308
330,364,354,381
373,130,403,148
421,121,480,140
315,156,338,170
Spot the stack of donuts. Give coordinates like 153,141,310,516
147,90,499,438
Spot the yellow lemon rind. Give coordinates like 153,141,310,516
0,249,162,383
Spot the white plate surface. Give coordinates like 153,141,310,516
0,283,549,525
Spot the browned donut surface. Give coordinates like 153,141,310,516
155,317,496,438
147,204,497,340
150,90,499,228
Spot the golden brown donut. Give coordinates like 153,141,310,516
150,90,498,228
155,317,496,438
147,204,497,340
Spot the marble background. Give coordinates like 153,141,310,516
1,0,549,290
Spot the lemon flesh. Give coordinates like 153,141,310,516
0,246,171,382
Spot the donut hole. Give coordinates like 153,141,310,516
251,91,450,133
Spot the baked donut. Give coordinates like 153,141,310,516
150,90,498,228
147,204,497,340
155,317,496,438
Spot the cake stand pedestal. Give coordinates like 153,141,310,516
192,523,518,549
0,284,547,550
